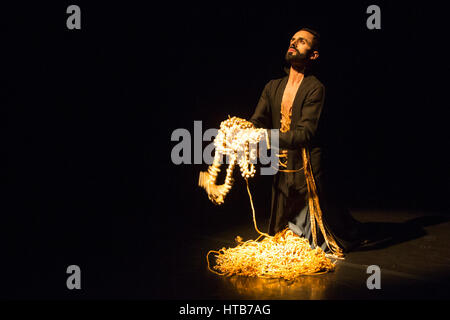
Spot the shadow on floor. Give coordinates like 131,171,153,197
354,215,450,251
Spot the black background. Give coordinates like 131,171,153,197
4,1,449,298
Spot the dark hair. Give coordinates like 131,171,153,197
299,27,320,51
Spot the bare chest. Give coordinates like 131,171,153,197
281,83,301,112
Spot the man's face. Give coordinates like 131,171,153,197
285,30,317,66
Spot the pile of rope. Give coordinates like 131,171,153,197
208,228,336,280
206,180,336,280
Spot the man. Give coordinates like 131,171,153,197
249,28,362,253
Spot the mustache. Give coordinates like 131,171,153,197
289,46,299,53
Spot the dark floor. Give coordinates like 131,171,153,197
167,209,450,300
4,209,450,300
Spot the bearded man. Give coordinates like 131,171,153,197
249,28,364,253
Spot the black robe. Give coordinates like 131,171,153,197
249,72,361,252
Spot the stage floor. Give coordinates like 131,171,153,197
166,209,450,300
6,208,450,300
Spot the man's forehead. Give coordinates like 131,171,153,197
292,30,314,40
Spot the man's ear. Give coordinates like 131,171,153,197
309,50,319,61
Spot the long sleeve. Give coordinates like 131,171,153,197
276,84,325,149
249,81,273,129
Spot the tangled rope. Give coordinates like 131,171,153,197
198,116,266,205
206,179,336,281
200,116,338,280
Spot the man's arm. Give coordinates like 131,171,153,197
273,84,325,149
249,81,273,129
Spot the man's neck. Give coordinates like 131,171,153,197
288,66,305,85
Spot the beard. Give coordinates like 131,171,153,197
285,49,309,67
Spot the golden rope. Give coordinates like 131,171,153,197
206,178,336,279
279,96,344,257
302,148,344,257
202,116,338,279
198,116,266,205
